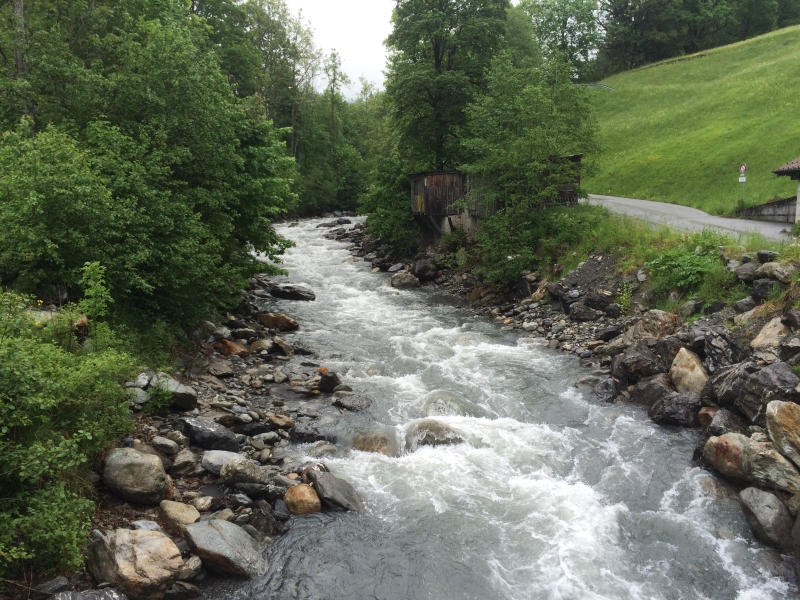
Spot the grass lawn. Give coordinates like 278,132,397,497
584,25,800,216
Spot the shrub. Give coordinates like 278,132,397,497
0,276,135,578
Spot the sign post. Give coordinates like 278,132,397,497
739,164,747,203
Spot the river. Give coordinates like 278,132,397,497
224,218,793,599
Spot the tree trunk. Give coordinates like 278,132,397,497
13,0,26,77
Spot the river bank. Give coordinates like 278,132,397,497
29,217,799,600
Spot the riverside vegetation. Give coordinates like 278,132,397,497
3,0,800,597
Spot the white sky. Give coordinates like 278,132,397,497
285,0,396,94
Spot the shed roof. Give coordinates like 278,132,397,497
774,157,800,176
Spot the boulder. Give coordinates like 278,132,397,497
596,325,622,342
268,414,295,430
32,577,70,600
568,303,604,322
735,262,760,283
212,339,249,357
170,449,200,477
219,456,269,485
707,409,749,436
164,582,200,600
678,299,704,317
332,394,373,411
174,417,239,452
755,262,795,284
256,313,299,332
151,437,179,457
200,450,240,476
318,371,342,393
739,487,793,551
103,449,169,506
283,483,322,514
291,425,337,444
629,374,675,406
743,438,800,494
207,359,234,379
750,318,791,363
735,362,800,424
183,520,267,578
134,445,172,472
391,272,420,289
589,378,618,403
732,296,757,314
766,400,800,468
307,471,364,513
752,279,786,303
249,339,274,354
158,501,200,535
758,250,780,263
669,348,708,394
703,300,728,315
703,433,751,484
618,340,667,383
269,284,316,301
413,259,436,281
707,362,760,408
151,375,198,411
352,432,393,455
704,330,749,373
87,529,182,600
648,392,702,427
407,419,463,448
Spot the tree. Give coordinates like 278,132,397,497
385,0,510,170
519,0,599,77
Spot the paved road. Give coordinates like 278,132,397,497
586,194,790,241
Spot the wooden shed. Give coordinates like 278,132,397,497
410,171,467,217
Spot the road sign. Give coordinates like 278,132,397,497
739,176,747,183
740,164,747,174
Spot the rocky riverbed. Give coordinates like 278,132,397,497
35,216,800,599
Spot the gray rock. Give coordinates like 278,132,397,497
332,395,372,411
290,425,337,444
219,456,270,485
131,520,163,533
413,259,436,281
735,362,800,424
174,417,239,452
704,330,749,374
406,419,463,448
152,437,179,457
732,296,757,314
739,487,793,551
307,471,365,512
596,325,622,342
629,373,675,406
387,263,405,273
252,431,280,445
678,299,704,317
707,409,749,436
752,279,786,303
589,378,617,403
200,450,240,476
170,449,200,477
318,371,342,393
618,341,668,383
32,577,70,600
152,375,198,411
103,449,169,505
270,284,315,301
758,250,780,263
743,438,800,494
707,361,760,408
735,262,760,283
568,303,604,322
164,582,200,600
183,520,267,578
391,272,420,289
648,392,702,427
207,359,234,379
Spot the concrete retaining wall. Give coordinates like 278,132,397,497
735,197,796,223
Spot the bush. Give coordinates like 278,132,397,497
0,277,135,578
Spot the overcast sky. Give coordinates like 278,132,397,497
285,0,395,95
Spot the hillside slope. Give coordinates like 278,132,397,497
584,26,800,215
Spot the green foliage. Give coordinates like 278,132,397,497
0,289,135,578
648,250,718,291
385,0,510,170
618,282,634,313
584,26,800,215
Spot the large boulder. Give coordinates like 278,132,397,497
743,438,800,494
735,262,760,283
750,318,791,363
704,330,749,373
413,259,436,281
755,262,795,284
629,374,675,406
283,483,321,514
174,417,239,452
589,378,618,403
707,362,760,408
307,471,364,513
158,501,200,535
735,362,800,424
183,520,267,578
391,272,420,289
766,400,800,468
703,433,751,484
568,303,604,322
406,419,464,448
200,450,240,476
617,340,667,383
269,284,315,301
103,449,169,505
648,392,702,427
739,487,793,551
256,313,299,332
752,279,787,303
317,371,342,393
220,456,270,485
669,348,708,394
87,529,182,600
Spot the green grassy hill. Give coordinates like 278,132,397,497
584,26,800,215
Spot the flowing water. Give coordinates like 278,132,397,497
223,219,794,599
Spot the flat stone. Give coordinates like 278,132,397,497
207,359,234,379
184,520,267,578
174,417,239,452
307,471,364,512
159,501,201,535
200,450,241,476
152,437,179,457
270,284,316,301
219,456,270,485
